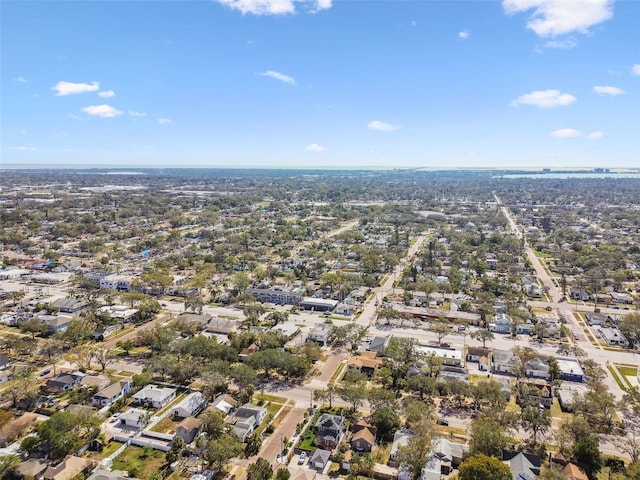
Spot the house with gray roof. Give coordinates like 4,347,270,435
132,384,176,409
230,404,267,442
314,413,344,448
172,391,207,419
92,380,131,407
389,430,411,466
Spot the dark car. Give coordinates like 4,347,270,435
439,342,450,348
40,369,51,376
438,418,449,426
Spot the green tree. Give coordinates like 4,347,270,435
469,416,509,458
20,318,46,339
573,435,603,478
166,436,186,464
397,417,436,480
458,453,513,480
520,406,552,449
275,468,291,480
471,329,495,348
247,457,273,480
619,313,640,349
0,454,20,478
371,406,401,437
204,434,243,471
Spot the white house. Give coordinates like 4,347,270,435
132,385,176,409
173,392,207,419
119,408,149,428
92,380,131,407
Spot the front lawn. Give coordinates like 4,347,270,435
112,446,167,480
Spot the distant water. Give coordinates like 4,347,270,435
496,173,640,179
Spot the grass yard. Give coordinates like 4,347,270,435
607,365,627,391
298,433,317,451
112,446,167,479
330,362,346,382
270,406,292,430
617,365,638,377
254,393,288,404
84,440,123,461
150,416,180,433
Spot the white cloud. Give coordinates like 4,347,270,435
82,104,123,118
632,64,640,76
9,146,38,151
551,128,581,138
129,111,147,117
158,118,172,125
215,0,330,15
304,143,327,152
509,89,576,108
13,76,28,83
458,30,470,39
367,120,400,132
502,0,613,37
312,0,331,12
258,70,296,85
52,81,100,96
98,90,115,98
588,131,604,140
593,85,625,95
540,37,577,50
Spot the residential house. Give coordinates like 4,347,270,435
611,292,634,304
416,345,463,367
93,324,122,340
351,424,375,452
599,327,629,347
86,469,138,480
14,459,48,480
52,298,88,314
307,323,333,346
119,408,149,428
525,358,550,379
231,404,267,442
176,416,202,443
502,450,541,480
466,346,489,363
204,317,238,335
99,305,139,323
308,449,331,472
562,463,589,480
173,391,207,419
421,438,469,480
489,313,512,334
42,456,96,480
314,413,344,449
492,349,515,375
132,384,176,408
45,372,83,393
92,380,131,407
517,379,553,408
368,335,391,355
346,351,383,377
41,315,74,334
239,343,259,362
570,288,589,301
211,394,237,415
586,312,608,326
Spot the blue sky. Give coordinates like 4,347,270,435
1,0,638,169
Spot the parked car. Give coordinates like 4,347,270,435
298,452,307,465
440,342,450,348
438,418,449,426
40,369,51,376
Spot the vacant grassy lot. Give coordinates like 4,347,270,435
112,446,166,479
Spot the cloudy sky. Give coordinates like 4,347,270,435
1,0,638,169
